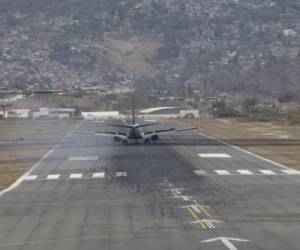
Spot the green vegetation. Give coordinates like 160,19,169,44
212,96,299,125
2,0,300,98
212,100,239,118
287,109,300,125
242,97,259,113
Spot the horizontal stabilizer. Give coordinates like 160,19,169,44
106,124,133,129
106,122,159,129
135,122,160,128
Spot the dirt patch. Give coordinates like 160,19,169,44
175,118,300,171
0,120,79,191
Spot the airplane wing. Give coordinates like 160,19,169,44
73,131,128,140
143,127,197,138
135,122,160,128
106,124,133,129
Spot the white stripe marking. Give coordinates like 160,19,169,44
0,122,83,196
194,170,207,175
198,153,231,158
281,170,300,175
68,156,98,161
0,122,81,186
196,130,296,171
214,170,231,175
23,175,38,180
70,173,83,179
116,172,127,177
92,172,105,178
259,170,276,175
47,174,60,180
237,170,254,175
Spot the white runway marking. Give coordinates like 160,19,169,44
198,153,231,158
23,175,38,180
196,130,298,173
194,169,300,176
17,168,300,182
19,172,128,181
0,122,83,197
237,170,254,175
68,156,98,161
92,172,106,178
194,170,207,175
47,174,60,180
115,172,127,177
190,219,223,229
201,237,250,250
70,173,83,179
282,169,300,175
214,170,231,175
181,204,202,214
172,195,193,201
259,170,276,175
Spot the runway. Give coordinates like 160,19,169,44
0,120,299,250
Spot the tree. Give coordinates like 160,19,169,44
242,97,258,113
212,100,238,118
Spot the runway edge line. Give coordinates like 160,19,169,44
0,121,82,197
195,130,295,171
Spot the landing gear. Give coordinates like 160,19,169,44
144,138,151,144
113,136,122,142
122,140,128,145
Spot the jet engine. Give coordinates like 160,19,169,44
113,136,122,142
151,135,159,141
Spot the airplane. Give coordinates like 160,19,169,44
74,97,197,144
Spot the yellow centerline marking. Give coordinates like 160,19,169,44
187,207,207,229
193,200,211,217
170,189,177,197
168,189,211,229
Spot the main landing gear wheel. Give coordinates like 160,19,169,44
144,139,151,144
122,140,128,145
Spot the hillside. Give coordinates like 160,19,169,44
1,0,300,99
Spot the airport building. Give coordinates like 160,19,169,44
81,111,120,120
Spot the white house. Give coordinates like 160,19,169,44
81,111,120,120
283,29,297,37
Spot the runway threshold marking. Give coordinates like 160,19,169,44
115,172,127,177
22,172,128,181
193,169,300,176
47,174,60,180
70,173,83,179
92,172,105,178
198,153,231,158
68,156,98,161
194,170,207,175
214,170,231,175
259,170,276,175
282,169,300,175
23,175,38,180
237,170,253,175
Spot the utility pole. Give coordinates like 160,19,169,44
2,105,5,120
0,102,12,120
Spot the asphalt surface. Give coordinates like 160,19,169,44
0,119,299,250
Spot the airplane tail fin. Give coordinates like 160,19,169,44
132,95,136,125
